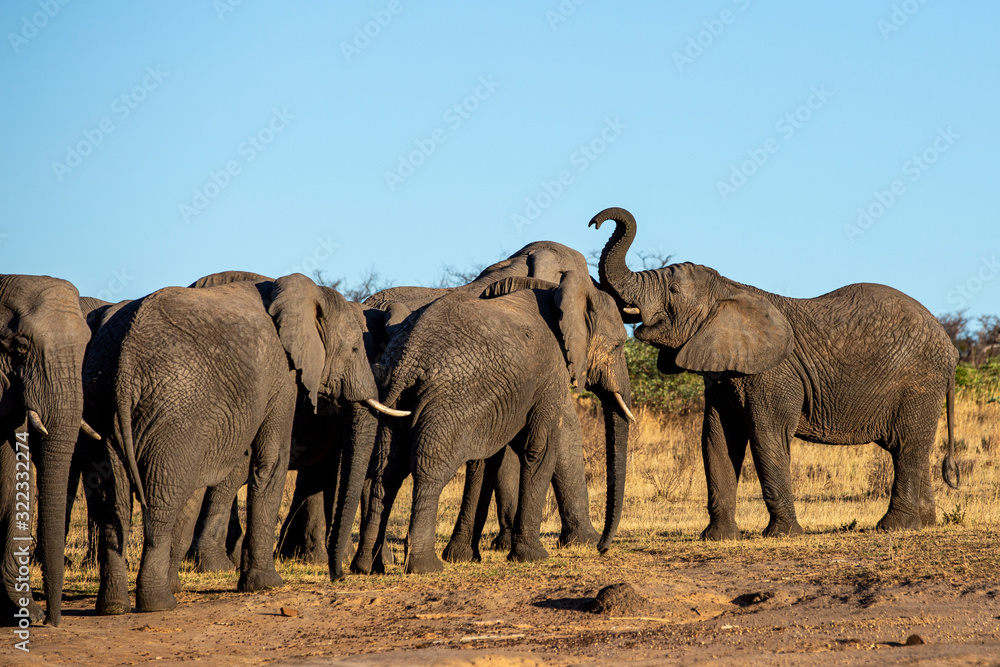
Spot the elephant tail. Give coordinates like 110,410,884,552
941,373,960,489
114,387,148,509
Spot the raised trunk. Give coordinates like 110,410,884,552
596,392,630,552
590,207,642,308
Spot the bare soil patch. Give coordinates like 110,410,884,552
8,527,1000,666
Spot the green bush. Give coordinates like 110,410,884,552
955,358,1000,403
625,338,704,415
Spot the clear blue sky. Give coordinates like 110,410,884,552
2,2,997,319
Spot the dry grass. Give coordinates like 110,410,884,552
48,395,1000,599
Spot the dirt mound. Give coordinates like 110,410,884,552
588,582,650,616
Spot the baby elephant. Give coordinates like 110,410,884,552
353,271,634,575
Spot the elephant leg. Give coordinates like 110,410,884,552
168,488,206,594
277,465,329,564
225,497,244,567
877,415,937,531
1,436,44,625
700,397,749,541
237,416,292,593
96,446,133,615
490,445,519,551
353,427,409,575
749,424,803,538
136,500,184,612
552,401,599,548
405,445,466,574
443,451,504,563
190,463,247,572
442,459,486,563
508,420,559,563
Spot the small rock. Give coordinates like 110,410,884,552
280,607,299,617
905,634,925,646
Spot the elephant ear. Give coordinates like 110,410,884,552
675,291,793,375
480,276,557,299
554,270,590,389
268,273,326,409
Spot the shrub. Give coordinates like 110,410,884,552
624,339,704,415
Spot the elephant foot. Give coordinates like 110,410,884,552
136,589,177,613
238,567,284,592
2,596,44,625
490,529,512,552
97,582,132,616
557,525,600,548
876,509,921,532
441,537,481,563
169,571,183,594
405,550,445,574
701,519,741,541
762,517,804,538
351,546,388,575
507,539,549,563
193,549,238,573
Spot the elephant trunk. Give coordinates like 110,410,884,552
589,207,659,318
26,374,83,627
328,403,378,580
596,387,630,552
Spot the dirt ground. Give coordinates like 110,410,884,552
7,527,1000,666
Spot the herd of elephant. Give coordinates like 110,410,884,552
1,208,960,627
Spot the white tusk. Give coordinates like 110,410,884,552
614,392,636,423
27,409,49,436
81,420,101,440
364,398,411,418
623,306,640,315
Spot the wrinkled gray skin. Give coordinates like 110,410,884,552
590,207,959,539
352,272,632,575
0,275,92,627
328,242,604,579
85,274,379,614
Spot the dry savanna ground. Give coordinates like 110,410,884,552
8,397,1000,665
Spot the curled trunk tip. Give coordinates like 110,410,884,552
589,207,642,316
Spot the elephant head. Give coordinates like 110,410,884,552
1,275,94,626
483,270,634,552
589,207,794,376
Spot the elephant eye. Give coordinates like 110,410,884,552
11,336,29,357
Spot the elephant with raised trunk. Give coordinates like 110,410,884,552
589,207,958,539
352,271,633,575
1,275,97,627
85,273,404,614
